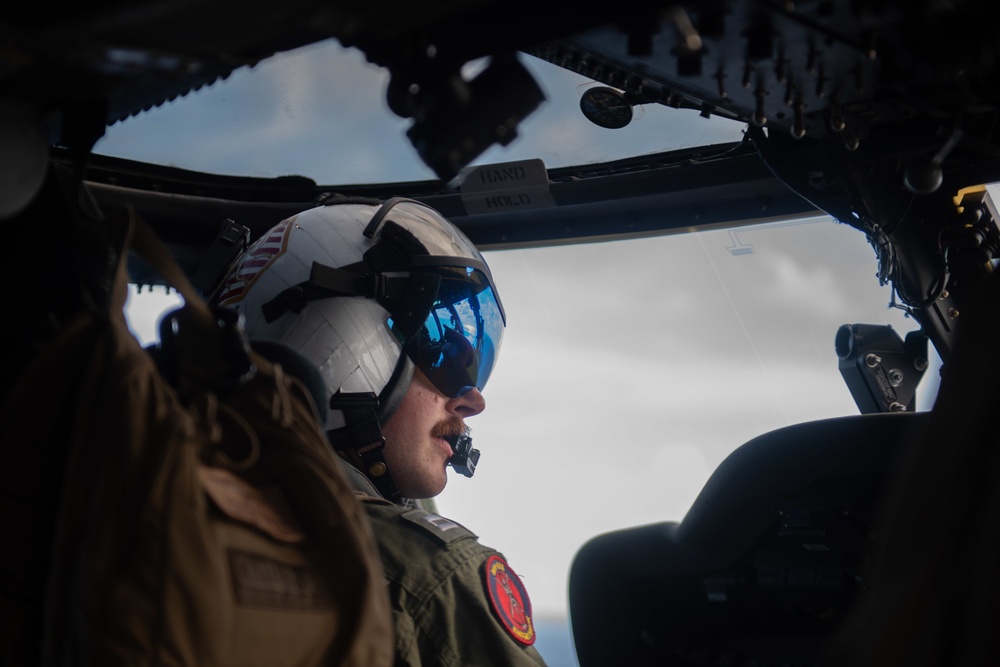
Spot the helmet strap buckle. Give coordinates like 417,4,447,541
329,391,402,503
355,437,400,501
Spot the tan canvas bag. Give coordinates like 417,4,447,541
1,206,392,667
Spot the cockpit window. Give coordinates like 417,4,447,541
431,215,931,662
115,38,943,667
94,39,746,185
125,212,933,666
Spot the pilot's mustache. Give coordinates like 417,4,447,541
432,418,466,442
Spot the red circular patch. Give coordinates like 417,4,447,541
483,555,535,645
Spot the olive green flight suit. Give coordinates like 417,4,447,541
339,462,548,667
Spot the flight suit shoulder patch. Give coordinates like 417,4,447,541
483,554,536,646
399,508,476,545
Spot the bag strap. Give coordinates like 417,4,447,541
123,208,257,398
127,208,215,323
42,205,394,667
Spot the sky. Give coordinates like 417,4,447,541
107,38,942,666
93,39,747,183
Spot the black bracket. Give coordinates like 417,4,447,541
835,324,930,414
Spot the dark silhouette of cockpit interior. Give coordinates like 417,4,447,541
569,412,926,667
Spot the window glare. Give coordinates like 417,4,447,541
124,284,183,347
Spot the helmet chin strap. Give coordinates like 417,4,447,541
327,354,414,504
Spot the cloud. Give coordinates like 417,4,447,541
96,41,749,184
436,435,716,615
95,39,427,181
436,218,915,617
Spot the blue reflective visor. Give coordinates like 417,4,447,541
389,266,504,398
365,198,506,398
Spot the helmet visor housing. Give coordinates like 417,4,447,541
389,265,503,398
366,198,505,398
365,197,488,260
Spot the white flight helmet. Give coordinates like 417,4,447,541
215,196,504,495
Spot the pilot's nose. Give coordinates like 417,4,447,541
448,387,486,418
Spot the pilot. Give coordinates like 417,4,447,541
214,195,548,666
